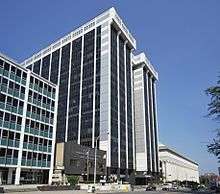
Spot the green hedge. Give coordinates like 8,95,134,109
67,175,79,186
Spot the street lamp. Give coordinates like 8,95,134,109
86,150,90,183
94,136,100,185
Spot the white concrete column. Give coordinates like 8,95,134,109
49,85,59,185
161,161,165,182
65,41,73,142
78,34,84,145
145,71,152,171
164,161,167,181
152,80,159,172
124,41,128,169
15,70,31,185
7,168,13,184
48,53,52,82
117,31,121,169
130,50,136,170
15,167,21,185
92,27,97,148
149,75,157,172
0,171,2,185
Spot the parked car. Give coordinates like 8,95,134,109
146,185,156,191
171,185,178,191
162,183,172,191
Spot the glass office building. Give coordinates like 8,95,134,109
132,53,159,181
0,53,58,185
22,8,136,179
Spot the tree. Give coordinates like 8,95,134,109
66,175,79,186
206,76,220,160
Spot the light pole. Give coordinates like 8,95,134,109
94,136,100,185
86,150,90,183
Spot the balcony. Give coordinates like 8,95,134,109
26,111,31,118
43,146,47,152
34,85,39,91
8,88,14,96
42,160,47,167
52,92,55,99
3,70,9,77
37,161,42,167
1,138,7,146
15,76,21,83
48,146,52,153
0,67,3,75
16,124,21,131
43,89,47,96
26,159,32,166
12,158,18,165
38,87,43,93
20,93,25,100
5,104,12,112
0,157,17,165
23,142,27,149
13,90,20,98
1,84,7,93
29,83,33,89
28,143,33,150
18,108,23,115
44,131,49,138
0,102,5,110
3,121,10,128
9,72,16,80
25,126,29,133
11,106,17,114
15,140,20,148
0,157,5,164
21,78,26,86
38,145,43,152
32,159,37,166
8,139,14,147
10,122,16,130
33,144,38,151
21,159,26,166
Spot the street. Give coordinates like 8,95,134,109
8,190,213,194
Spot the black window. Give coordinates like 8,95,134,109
56,43,71,142
110,25,118,168
41,55,50,80
126,45,133,169
119,35,126,169
95,26,101,142
50,49,60,84
68,37,82,142
80,29,95,147
33,60,41,75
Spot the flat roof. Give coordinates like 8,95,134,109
132,52,158,80
21,7,136,67
159,143,198,166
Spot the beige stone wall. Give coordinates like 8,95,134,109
55,143,65,168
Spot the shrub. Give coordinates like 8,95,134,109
67,175,79,186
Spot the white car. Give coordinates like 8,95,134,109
162,183,172,191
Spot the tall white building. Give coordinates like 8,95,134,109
132,53,160,180
0,53,58,185
22,8,136,179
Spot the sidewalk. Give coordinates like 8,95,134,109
2,188,88,194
